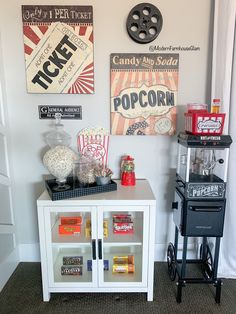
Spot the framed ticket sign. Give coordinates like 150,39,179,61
22,5,94,94
110,53,179,135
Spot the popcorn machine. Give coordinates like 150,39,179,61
167,132,232,303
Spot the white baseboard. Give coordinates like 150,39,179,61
0,247,19,291
19,243,40,262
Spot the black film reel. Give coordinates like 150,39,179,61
126,3,163,44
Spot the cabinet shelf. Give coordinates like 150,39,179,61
103,242,142,247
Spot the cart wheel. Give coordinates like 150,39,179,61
167,243,177,281
200,244,213,279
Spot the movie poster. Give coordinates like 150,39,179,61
22,6,94,94
110,53,179,135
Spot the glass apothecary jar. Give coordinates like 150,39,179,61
43,113,76,191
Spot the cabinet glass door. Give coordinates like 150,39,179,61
97,206,149,287
45,207,97,287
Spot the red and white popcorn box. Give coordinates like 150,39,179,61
184,112,225,135
77,127,109,165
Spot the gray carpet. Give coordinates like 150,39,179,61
0,262,236,314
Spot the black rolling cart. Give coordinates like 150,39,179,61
167,132,232,303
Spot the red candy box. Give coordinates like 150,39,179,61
113,214,134,234
184,103,225,135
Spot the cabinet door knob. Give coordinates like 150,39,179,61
98,239,102,260
92,239,96,260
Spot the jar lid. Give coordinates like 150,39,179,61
45,113,71,147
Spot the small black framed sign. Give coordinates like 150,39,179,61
38,105,82,119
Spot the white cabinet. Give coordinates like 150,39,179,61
37,180,156,301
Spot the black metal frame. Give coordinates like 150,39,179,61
169,226,222,303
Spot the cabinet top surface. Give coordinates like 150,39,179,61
37,179,156,205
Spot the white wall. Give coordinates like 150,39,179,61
0,0,214,261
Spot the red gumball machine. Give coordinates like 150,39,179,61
121,155,136,186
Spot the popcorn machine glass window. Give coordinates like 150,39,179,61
177,133,231,190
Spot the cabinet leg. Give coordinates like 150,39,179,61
147,289,153,301
43,291,50,302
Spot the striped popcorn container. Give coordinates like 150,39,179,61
77,133,109,166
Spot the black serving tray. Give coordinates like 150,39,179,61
45,177,117,201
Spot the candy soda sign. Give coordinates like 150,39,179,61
22,6,94,94
110,53,179,135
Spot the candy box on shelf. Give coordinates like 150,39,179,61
58,224,81,235
113,214,134,234
112,264,135,274
85,218,91,238
60,216,82,225
184,112,225,135
87,259,109,271
113,255,134,265
62,256,83,265
61,265,82,276
113,214,132,223
103,219,108,238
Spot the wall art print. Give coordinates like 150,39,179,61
110,53,179,135
22,5,94,94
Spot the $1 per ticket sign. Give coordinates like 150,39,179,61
22,5,94,94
